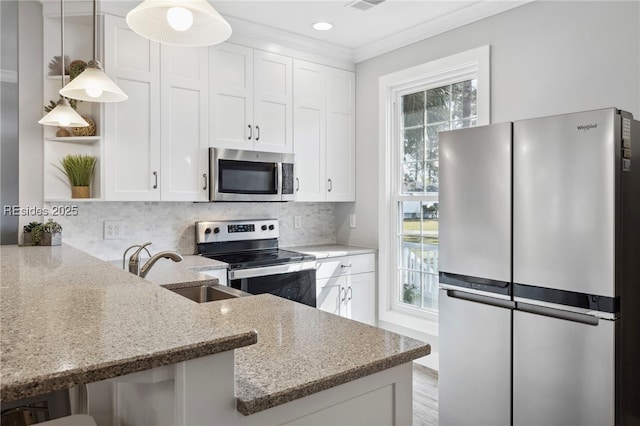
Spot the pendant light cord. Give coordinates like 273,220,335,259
92,0,97,61
60,0,65,90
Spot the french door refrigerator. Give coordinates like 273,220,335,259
438,108,640,426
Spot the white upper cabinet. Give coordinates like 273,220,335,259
293,60,326,201
293,60,355,201
103,15,208,201
209,43,254,151
210,43,293,153
103,14,161,201
325,67,355,202
160,45,209,202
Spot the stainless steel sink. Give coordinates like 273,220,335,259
167,284,245,303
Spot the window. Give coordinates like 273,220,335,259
398,81,478,312
378,46,490,332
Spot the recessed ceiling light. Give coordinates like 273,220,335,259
312,22,333,31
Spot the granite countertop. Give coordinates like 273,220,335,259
0,245,256,402
285,244,376,259
1,244,430,416
228,294,429,415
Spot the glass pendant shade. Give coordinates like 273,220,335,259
59,60,128,102
126,0,232,47
38,97,89,127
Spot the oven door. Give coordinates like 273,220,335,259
228,262,316,307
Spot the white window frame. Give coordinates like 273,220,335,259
378,45,491,334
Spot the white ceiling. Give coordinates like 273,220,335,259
49,0,532,63
211,0,532,62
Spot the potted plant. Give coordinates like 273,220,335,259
22,221,41,246
41,219,63,246
23,220,62,246
55,154,97,198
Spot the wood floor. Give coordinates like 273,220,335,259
413,363,439,426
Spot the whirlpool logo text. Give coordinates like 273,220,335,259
577,123,598,131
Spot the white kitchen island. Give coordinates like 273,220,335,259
0,245,429,425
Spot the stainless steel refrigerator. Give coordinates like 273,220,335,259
438,108,640,426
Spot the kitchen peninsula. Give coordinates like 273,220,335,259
0,245,430,425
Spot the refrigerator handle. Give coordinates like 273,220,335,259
517,302,599,326
445,289,515,310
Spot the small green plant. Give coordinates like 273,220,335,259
42,219,62,234
23,221,41,233
55,154,97,187
24,220,62,246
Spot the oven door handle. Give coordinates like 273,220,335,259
228,261,317,280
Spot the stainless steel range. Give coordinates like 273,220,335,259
195,219,316,307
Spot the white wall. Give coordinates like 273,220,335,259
17,1,44,233
336,0,640,248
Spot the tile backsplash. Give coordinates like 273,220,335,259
44,201,335,260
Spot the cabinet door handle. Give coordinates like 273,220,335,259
347,286,353,302
340,286,347,303
203,173,208,191
296,177,300,192
340,263,352,269
153,171,158,189
328,178,332,192
248,125,252,140
255,125,261,141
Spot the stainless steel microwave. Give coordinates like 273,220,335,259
209,148,295,202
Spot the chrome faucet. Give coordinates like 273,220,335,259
124,242,183,278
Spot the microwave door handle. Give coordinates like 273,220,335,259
276,163,282,196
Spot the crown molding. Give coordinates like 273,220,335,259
223,16,356,71
353,1,533,63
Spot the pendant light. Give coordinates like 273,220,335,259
126,0,232,47
59,0,128,102
40,0,89,128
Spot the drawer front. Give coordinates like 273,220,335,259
316,253,375,279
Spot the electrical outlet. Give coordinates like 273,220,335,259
349,214,356,228
104,220,125,240
294,216,302,229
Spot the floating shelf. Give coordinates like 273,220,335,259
44,198,103,203
45,136,100,144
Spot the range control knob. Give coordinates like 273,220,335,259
268,224,275,230
204,228,212,235
261,225,268,231
213,227,220,234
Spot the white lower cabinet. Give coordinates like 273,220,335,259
316,253,375,325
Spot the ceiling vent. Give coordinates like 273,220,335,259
346,0,386,12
